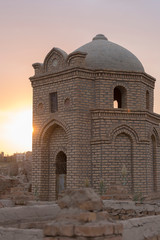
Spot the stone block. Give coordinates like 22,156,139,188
113,223,123,234
78,212,96,222
44,222,74,237
61,224,74,237
44,223,58,236
96,211,110,221
0,227,43,240
75,222,114,237
147,211,155,216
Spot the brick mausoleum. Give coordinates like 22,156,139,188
30,34,160,200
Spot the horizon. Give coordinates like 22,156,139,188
0,0,160,154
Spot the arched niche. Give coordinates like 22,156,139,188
114,133,133,192
43,47,67,72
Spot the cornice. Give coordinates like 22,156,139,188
29,67,155,88
91,109,160,124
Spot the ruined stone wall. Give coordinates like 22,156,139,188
103,200,160,220
123,215,160,240
0,227,43,240
2,193,160,240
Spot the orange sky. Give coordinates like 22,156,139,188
0,0,160,155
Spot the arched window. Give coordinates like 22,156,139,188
146,90,149,110
113,86,127,109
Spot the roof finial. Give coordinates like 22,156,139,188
92,34,108,41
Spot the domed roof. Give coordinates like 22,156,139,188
73,34,144,72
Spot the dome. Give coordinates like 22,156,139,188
73,34,144,72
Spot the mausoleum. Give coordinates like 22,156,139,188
30,34,160,200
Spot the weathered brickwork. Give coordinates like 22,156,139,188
30,35,160,200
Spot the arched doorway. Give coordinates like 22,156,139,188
40,123,68,201
56,151,67,198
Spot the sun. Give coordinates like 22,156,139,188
4,109,32,154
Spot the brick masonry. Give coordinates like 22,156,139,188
30,38,160,201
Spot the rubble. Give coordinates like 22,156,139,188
0,158,34,205
58,187,104,211
44,188,123,240
0,175,20,197
0,186,160,239
103,200,160,220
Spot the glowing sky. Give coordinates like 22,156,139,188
0,0,160,154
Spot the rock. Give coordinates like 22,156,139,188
44,221,74,237
56,208,84,221
0,202,4,208
44,188,123,240
9,161,18,176
74,221,114,237
10,187,34,205
56,206,110,223
0,175,20,197
58,188,103,211
96,211,111,221
78,212,97,223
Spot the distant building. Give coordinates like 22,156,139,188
14,153,26,162
25,151,32,161
0,152,4,161
30,34,160,200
